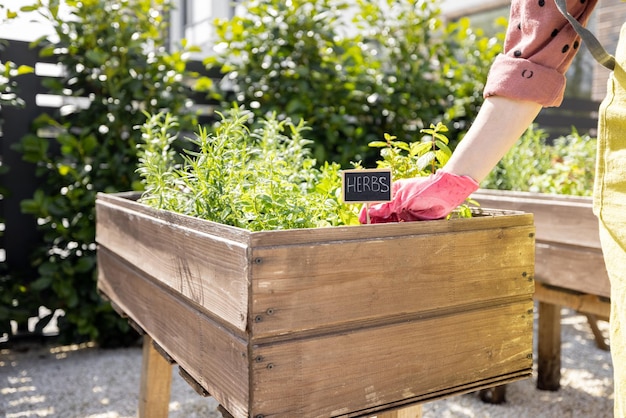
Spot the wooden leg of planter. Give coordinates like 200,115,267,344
478,384,507,404
376,404,423,418
537,301,561,391
585,313,610,351
139,335,173,418
217,405,234,418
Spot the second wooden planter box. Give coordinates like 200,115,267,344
96,192,535,418
471,189,608,299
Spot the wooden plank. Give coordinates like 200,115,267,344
249,300,533,417
471,190,599,248
347,370,528,418
139,335,172,418
535,243,610,298
96,192,250,242
534,282,610,318
97,248,250,418
99,193,533,249
248,211,534,247
585,314,610,350
537,301,561,391
471,189,611,297
250,225,535,340
97,193,537,417
96,196,250,332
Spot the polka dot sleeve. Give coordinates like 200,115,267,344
484,0,599,107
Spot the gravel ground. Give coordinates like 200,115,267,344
0,307,614,418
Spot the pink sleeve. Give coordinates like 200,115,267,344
483,0,599,107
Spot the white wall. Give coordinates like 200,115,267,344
0,0,57,42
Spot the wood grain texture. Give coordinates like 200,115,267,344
250,300,533,417
537,301,562,391
96,194,250,332
375,404,423,418
97,248,250,418
96,193,536,418
534,282,610,318
248,210,534,247
471,189,609,297
472,189,598,248
250,225,535,340
139,335,172,418
535,242,610,298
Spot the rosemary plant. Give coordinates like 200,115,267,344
137,108,360,230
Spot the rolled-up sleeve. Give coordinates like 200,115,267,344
484,0,599,107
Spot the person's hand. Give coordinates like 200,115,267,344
359,170,479,223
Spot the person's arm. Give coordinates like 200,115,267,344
445,0,600,182
441,96,541,183
362,0,599,224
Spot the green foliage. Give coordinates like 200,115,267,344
367,122,473,218
441,16,508,136
0,3,19,20
482,126,596,196
137,112,473,230
137,108,360,230
0,59,33,108
205,0,504,167
368,123,451,179
2,0,507,343
9,0,197,346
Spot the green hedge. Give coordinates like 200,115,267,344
205,0,505,167
482,126,596,196
4,0,199,346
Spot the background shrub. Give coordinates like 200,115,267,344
0,6,35,339
206,0,504,167
10,0,198,346
482,126,596,196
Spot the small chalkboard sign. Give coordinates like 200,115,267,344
341,168,392,203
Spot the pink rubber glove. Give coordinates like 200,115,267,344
359,170,479,223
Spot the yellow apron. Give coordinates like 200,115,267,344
595,22,626,418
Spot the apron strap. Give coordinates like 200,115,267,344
554,0,616,71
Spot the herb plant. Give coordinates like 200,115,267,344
365,123,474,218
482,126,596,196
137,108,360,231
138,114,473,228
367,122,452,179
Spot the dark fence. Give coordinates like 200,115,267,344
0,40,221,285
1,40,52,280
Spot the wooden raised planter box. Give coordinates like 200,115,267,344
471,189,610,391
471,189,609,300
96,192,535,418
